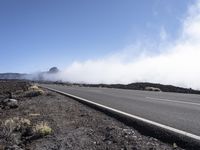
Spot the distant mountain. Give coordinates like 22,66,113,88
0,73,27,80
0,67,59,81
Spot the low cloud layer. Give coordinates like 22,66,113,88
54,0,200,89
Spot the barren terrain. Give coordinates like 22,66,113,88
0,80,182,150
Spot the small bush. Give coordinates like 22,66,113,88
29,85,40,91
33,122,52,136
2,117,31,141
4,117,31,132
24,85,45,97
1,117,52,147
24,90,44,97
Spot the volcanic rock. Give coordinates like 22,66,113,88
1,98,18,109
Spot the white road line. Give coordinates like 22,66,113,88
146,97,200,106
43,86,200,142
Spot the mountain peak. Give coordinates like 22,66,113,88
48,67,59,74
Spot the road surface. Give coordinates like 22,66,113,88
41,84,200,137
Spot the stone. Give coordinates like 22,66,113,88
7,99,18,108
1,98,18,109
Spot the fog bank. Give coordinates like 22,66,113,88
52,0,200,89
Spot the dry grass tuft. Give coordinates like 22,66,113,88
25,89,44,97
33,121,52,136
29,85,40,90
2,117,31,140
24,85,45,97
4,117,31,132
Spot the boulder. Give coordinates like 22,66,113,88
1,98,18,109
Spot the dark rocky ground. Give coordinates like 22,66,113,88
75,83,200,94
0,80,183,150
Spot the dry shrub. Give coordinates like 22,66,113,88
33,121,52,136
24,90,44,97
1,117,31,141
24,85,45,97
28,85,40,91
1,117,53,147
4,117,31,133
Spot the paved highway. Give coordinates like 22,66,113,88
42,84,200,137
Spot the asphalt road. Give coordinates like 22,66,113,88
42,84,200,137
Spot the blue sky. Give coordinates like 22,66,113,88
0,0,193,73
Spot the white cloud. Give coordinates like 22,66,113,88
183,0,200,41
55,0,200,89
